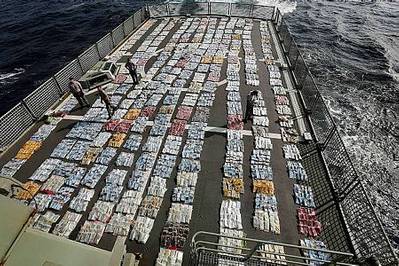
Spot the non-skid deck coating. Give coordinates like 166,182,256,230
0,17,314,265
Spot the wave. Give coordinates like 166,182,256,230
0,68,25,83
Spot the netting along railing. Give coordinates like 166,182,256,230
275,9,398,265
0,6,148,151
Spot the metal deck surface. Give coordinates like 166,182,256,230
0,17,315,265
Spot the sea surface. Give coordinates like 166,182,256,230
0,0,398,252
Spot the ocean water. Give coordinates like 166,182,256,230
0,0,398,251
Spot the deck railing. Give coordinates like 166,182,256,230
0,2,397,265
0,6,148,151
274,8,398,265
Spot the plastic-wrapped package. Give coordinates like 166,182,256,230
130,216,155,243
51,139,76,158
66,122,102,141
29,158,60,182
181,93,198,107
178,159,201,173
223,162,243,179
187,123,206,140
182,140,203,160
116,152,135,167
276,105,292,115
105,213,134,236
255,136,272,150
91,132,112,147
143,136,163,153
138,195,162,218
100,183,123,202
257,244,286,264
81,147,102,165
41,175,65,194
192,107,210,123
69,188,95,212
66,140,91,161
176,106,193,121
105,169,128,186
300,239,330,265
220,200,242,230
30,193,53,212
219,228,245,254
153,154,177,179
0,158,25,178
167,203,193,224
297,207,322,237
128,170,151,191
169,119,187,136
172,186,195,204
31,211,60,232
15,181,41,201
222,178,244,199
108,133,127,148
147,176,168,197
156,248,184,266
49,186,75,211
294,184,315,208
162,135,183,155
251,164,273,180
88,201,115,222
96,147,117,165
255,194,278,211
15,140,42,160
53,211,82,238
81,164,107,188
287,161,308,181
77,221,106,245
251,149,271,165
116,190,142,214
160,223,189,250
282,144,302,161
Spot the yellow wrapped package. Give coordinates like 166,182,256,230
213,56,224,64
81,147,102,165
232,34,241,40
201,56,213,64
15,140,42,160
223,178,244,199
253,180,275,195
15,181,41,200
124,108,141,120
108,133,127,148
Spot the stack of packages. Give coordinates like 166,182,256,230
243,21,259,87
1,119,60,180
260,21,324,261
250,90,280,235
157,17,219,265
219,17,246,258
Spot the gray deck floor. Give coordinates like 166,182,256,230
0,16,337,265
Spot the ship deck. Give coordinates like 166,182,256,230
0,16,344,265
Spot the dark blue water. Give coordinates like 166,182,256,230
0,0,398,251
0,0,151,114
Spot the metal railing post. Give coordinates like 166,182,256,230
53,77,64,96
21,100,37,121
228,3,232,16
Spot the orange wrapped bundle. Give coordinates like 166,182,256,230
108,133,127,148
124,108,141,120
223,178,244,199
15,140,42,160
253,180,275,195
15,181,41,200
